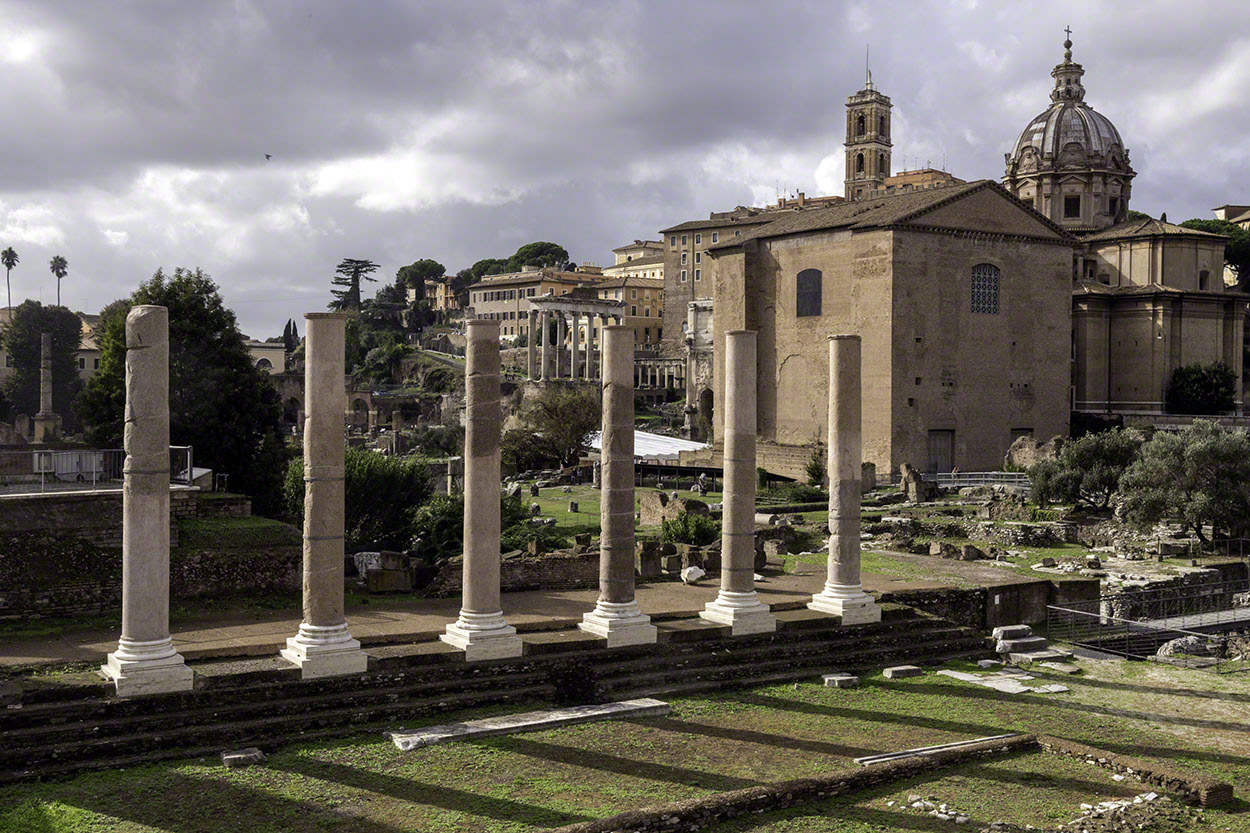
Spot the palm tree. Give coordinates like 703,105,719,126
1,247,17,312
50,255,68,307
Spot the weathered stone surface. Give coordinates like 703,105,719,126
1004,434,1064,470
823,672,859,688
221,747,266,768
366,569,412,593
388,698,671,751
899,462,940,503
883,665,923,679
639,491,709,527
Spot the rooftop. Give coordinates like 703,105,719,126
1082,217,1227,243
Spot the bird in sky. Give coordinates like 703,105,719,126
265,154,272,161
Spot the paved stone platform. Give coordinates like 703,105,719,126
386,698,671,751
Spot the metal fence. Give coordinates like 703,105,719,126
0,446,194,494
920,471,1031,493
1046,604,1249,674
1058,578,1250,626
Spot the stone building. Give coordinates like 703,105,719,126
408,280,460,313
466,268,611,340
1002,35,1245,416
704,180,1074,475
592,276,665,347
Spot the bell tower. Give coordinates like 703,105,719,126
844,69,892,200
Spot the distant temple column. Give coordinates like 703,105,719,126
440,320,523,661
32,332,60,442
585,317,597,381
281,312,369,679
701,330,775,635
102,306,193,696
556,313,567,379
539,309,550,382
570,312,581,380
527,310,537,380
579,325,656,647
809,335,881,624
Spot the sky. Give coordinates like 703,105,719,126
1,0,1247,338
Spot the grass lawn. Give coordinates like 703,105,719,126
528,484,723,539
2,658,1248,832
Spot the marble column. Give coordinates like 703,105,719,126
810,335,881,624
281,312,369,679
570,312,580,381
102,305,194,696
579,326,656,647
32,332,60,442
441,320,523,661
539,309,550,382
556,313,567,379
586,317,596,381
701,330,775,635
527,309,537,380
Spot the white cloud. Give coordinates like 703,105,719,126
0,202,64,247
101,229,129,247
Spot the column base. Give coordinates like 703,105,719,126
700,590,776,636
808,588,882,625
101,636,194,697
440,611,524,661
279,622,369,679
579,601,658,647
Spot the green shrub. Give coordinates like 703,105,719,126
284,447,431,551
1029,428,1142,509
409,493,541,562
500,523,569,554
771,482,827,504
661,513,720,546
805,446,826,487
1165,362,1236,415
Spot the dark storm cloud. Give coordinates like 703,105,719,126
0,0,1246,336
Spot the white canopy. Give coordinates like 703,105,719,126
588,430,707,461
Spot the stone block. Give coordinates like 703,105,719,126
823,672,859,688
529,483,539,497
366,568,412,593
222,748,266,768
568,500,578,513
991,624,1034,640
661,554,683,573
976,659,1003,669
702,550,721,572
530,502,541,516
636,548,663,579
883,665,923,679
574,533,592,546
379,550,406,571
995,636,1049,654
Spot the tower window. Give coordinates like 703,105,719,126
879,153,886,174
855,153,864,174
971,263,1000,315
1063,195,1081,219
796,268,822,317
879,115,886,134
856,114,865,136
1108,196,1119,215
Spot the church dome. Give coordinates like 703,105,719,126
1012,100,1125,161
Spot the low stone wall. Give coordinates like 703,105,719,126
1038,736,1233,807
425,550,600,597
1103,563,1249,621
170,546,301,598
549,735,1038,833
194,494,252,518
882,577,1100,630
879,587,985,629
0,490,181,549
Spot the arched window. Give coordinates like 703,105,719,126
255,357,273,369
878,153,886,174
855,153,864,173
878,115,886,134
971,264,1000,314
856,114,865,136
796,269,822,317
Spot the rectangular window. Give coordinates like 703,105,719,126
694,269,701,281
1108,196,1119,215
94,358,100,369
681,270,688,282
694,233,701,244
681,253,687,265
711,232,719,243
681,234,687,245
631,305,637,316
1064,195,1081,218
971,264,1000,314
631,289,637,299
695,252,701,264
644,308,650,317
670,235,677,247
796,269,822,317
78,358,85,369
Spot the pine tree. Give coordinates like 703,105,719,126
329,259,380,311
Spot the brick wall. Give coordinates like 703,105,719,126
0,490,180,549
425,550,599,597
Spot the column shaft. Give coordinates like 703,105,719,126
557,314,567,378
281,313,368,678
809,335,881,624
441,320,523,660
527,310,537,380
539,310,550,381
579,326,655,646
701,330,775,635
102,305,193,696
570,313,580,380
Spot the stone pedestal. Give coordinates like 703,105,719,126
701,330,775,635
809,335,881,625
281,313,369,678
102,306,194,696
580,327,656,647
442,320,524,661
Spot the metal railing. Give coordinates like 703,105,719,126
921,471,1031,493
1046,604,1249,674
1060,578,1250,626
0,446,194,494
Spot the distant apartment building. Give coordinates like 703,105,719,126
244,339,286,373
407,280,460,312
592,275,665,346
0,307,104,384
467,268,612,339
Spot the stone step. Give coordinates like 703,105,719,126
1008,649,1074,664
991,624,1034,641
387,698,671,751
995,636,1049,654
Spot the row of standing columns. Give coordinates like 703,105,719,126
634,363,684,390
527,309,623,382
98,313,876,696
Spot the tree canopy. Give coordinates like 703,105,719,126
76,268,290,514
2,246,18,311
1180,219,1250,288
1,301,82,425
396,259,446,302
507,241,569,271
1029,428,1143,510
329,258,380,311
1120,420,1250,544
517,384,601,467
1164,362,1236,415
